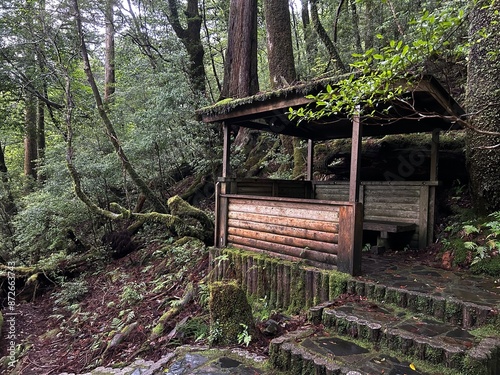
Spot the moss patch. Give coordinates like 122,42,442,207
209,280,255,346
470,256,500,276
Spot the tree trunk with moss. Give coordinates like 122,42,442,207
466,0,500,213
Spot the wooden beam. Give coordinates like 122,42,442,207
349,113,362,203
200,95,312,123
307,139,313,180
222,122,231,178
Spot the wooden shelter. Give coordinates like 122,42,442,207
197,75,465,276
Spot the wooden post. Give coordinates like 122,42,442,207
430,129,439,181
222,122,231,178
428,129,439,245
307,139,313,181
338,203,363,276
349,113,362,203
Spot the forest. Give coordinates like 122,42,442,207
0,0,500,373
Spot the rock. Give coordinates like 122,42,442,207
262,319,279,336
208,281,255,346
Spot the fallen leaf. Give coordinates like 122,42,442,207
410,362,416,371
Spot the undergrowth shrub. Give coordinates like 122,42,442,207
442,211,500,275
11,189,91,265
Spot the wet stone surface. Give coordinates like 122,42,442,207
58,349,268,375
361,356,425,375
291,332,432,375
301,337,370,357
360,253,500,308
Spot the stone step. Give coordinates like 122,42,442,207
307,300,500,374
345,279,498,329
270,328,440,375
270,325,500,375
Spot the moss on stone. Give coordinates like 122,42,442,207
209,280,254,346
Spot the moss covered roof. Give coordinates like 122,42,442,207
195,74,347,119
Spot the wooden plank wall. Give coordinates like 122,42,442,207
225,195,341,269
313,181,435,248
224,178,312,199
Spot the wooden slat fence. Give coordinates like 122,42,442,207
222,177,312,199
313,181,437,248
215,188,362,275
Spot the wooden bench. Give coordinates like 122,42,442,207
363,220,417,253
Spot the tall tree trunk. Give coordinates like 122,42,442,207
350,0,362,53
24,92,38,182
263,0,296,87
221,0,259,157
104,0,116,103
36,97,45,181
35,0,46,181
363,0,374,51
310,0,346,73
264,0,305,179
300,0,318,77
221,0,259,99
466,0,500,213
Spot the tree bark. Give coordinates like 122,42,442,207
220,0,259,99
24,92,38,181
263,0,296,87
466,0,500,213
104,0,116,103
167,0,207,94
310,0,347,73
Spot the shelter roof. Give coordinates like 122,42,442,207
196,74,465,141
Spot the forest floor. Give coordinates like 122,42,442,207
0,221,311,374
0,233,446,375
0,180,486,375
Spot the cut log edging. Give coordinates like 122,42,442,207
209,247,498,328
313,303,500,374
209,247,351,313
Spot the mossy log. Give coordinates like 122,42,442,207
109,195,214,244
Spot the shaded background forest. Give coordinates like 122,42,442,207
0,0,499,269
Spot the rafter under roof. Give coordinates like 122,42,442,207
196,74,465,141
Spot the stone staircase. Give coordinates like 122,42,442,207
269,279,500,375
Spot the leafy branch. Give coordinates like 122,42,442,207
289,7,467,123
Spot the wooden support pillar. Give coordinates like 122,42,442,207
338,203,363,276
430,129,439,181
428,129,440,245
307,139,313,181
349,113,362,203
222,122,231,178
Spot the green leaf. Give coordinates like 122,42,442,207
401,45,409,57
